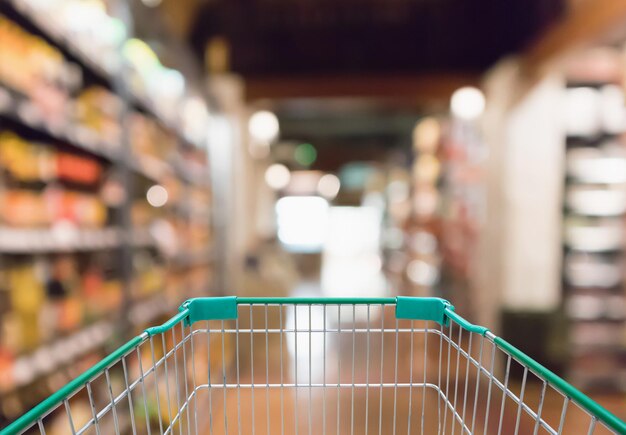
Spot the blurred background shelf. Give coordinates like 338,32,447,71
0,227,127,253
0,0,215,426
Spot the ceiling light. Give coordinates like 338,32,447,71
317,174,341,199
450,87,486,120
249,110,279,143
146,185,168,207
265,164,291,190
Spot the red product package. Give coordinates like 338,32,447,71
56,153,102,184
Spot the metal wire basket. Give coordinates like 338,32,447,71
3,297,625,434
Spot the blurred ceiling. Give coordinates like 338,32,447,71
187,0,564,76
149,0,566,168
153,0,564,102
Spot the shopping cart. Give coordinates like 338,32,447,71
3,297,625,435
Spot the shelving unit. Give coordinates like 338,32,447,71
0,0,215,426
562,71,626,391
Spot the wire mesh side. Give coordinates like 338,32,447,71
16,316,202,435
191,303,620,435
191,302,450,434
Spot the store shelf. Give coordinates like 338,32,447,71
2,0,116,84
1,291,181,395
3,321,114,393
172,201,212,220
564,253,624,288
171,248,215,269
0,86,120,161
0,227,156,253
129,154,172,183
566,187,626,217
566,294,626,322
0,86,208,188
1,0,206,152
567,149,626,184
564,221,624,252
128,293,178,327
0,5,215,426
171,156,211,187
0,86,186,184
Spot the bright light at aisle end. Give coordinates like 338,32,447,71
141,0,162,7
147,185,168,207
265,164,291,190
276,196,329,252
450,86,485,120
249,110,279,143
317,174,341,199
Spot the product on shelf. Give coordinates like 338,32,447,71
0,132,54,182
0,132,103,185
73,86,123,147
7,263,45,352
130,113,176,162
132,251,165,299
0,16,76,96
55,152,102,185
0,188,107,227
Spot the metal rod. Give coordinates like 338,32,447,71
86,382,101,435
205,323,216,435
450,326,463,435
279,306,285,435
311,304,314,435
482,342,497,435
266,305,271,435
557,397,569,435
323,304,327,435
172,327,183,435
496,355,512,435
222,320,229,435
443,321,454,432
378,306,384,435
122,356,137,435
513,367,529,435
187,325,198,435
104,368,121,435
161,334,174,433
295,304,299,435
407,321,414,435
180,324,192,435
533,382,548,435
64,399,77,435
460,333,473,433
351,305,356,435
338,306,342,435
365,305,370,435
420,323,427,435
251,307,256,435
236,317,242,435
393,319,399,435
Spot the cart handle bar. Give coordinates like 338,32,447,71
3,297,625,435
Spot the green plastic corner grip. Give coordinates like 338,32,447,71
395,297,452,326
179,297,238,325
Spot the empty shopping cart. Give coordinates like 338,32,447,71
3,297,625,434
